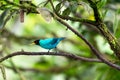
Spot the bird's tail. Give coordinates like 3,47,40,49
60,37,66,40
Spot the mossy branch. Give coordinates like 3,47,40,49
87,0,120,59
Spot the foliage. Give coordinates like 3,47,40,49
0,0,120,80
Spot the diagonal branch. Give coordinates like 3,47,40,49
53,14,120,70
48,0,120,70
87,0,120,59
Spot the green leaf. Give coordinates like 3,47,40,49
113,10,119,34
0,9,9,29
0,9,16,32
102,9,108,20
103,68,120,80
62,8,71,16
55,2,62,13
97,0,107,9
69,1,78,12
13,0,19,4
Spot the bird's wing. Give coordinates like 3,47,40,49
39,38,64,49
50,38,58,45
40,38,64,46
40,38,57,45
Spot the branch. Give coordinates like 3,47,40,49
87,0,102,24
87,0,120,59
49,0,100,57
1,0,37,13
56,14,96,26
1,51,120,70
48,0,120,70
49,0,96,26
5,62,80,73
5,65,67,73
49,0,101,59
8,59,27,80
0,51,101,63
1,0,120,70
52,14,120,70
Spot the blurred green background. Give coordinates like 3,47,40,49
1,0,120,80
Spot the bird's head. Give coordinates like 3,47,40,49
32,40,40,45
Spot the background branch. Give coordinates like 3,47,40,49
4,62,81,73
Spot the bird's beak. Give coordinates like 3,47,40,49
30,42,35,45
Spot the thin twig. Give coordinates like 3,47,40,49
9,59,27,80
4,62,80,73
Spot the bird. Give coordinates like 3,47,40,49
32,37,65,52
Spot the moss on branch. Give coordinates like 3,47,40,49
87,0,120,59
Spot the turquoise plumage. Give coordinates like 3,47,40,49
33,37,65,52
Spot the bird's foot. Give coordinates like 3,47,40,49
55,50,58,54
48,50,50,53
54,47,58,54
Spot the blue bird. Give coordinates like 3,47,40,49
33,37,65,52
